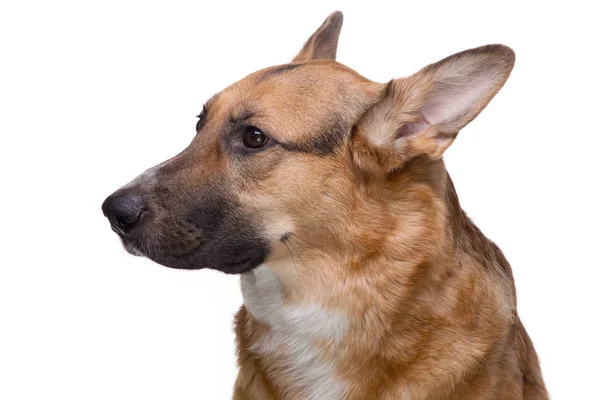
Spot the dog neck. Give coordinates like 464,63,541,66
237,156,516,398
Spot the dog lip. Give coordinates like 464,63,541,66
125,242,145,257
217,251,268,274
110,224,126,236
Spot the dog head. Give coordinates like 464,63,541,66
102,11,514,274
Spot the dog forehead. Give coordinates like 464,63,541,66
216,61,383,144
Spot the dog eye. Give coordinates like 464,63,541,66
242,127,269,149
195,106,207,132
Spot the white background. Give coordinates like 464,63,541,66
1,0,598,398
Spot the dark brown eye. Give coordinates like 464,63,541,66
242,127,268,149
195,105,207,132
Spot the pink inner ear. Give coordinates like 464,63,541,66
395,73,497,140
422,74,497,127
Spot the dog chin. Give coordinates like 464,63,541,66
123,241,145,257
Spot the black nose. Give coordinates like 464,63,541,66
102,192,145,236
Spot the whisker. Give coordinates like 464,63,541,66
289,232,314,247
286,237,306,272
282,238,300,277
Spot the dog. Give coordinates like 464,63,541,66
102,11,547,400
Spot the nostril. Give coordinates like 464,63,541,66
115,213,133,228
116,209,141,226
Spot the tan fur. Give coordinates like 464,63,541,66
184,12,547,400
234,157,547,399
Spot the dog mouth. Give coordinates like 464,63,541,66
119,235,204,268
103,186,270,273
118,234,268,274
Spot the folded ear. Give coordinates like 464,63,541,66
351,44,515,174
293,11,343,62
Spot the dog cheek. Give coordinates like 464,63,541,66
211,226,271,273
182,192,271,272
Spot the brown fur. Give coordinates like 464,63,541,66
230,13,547,400
104,10,547,400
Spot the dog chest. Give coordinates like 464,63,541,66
240,265,348,399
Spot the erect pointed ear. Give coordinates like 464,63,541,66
351,44,515,174
293,11,343,62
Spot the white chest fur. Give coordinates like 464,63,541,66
240,265,348,400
